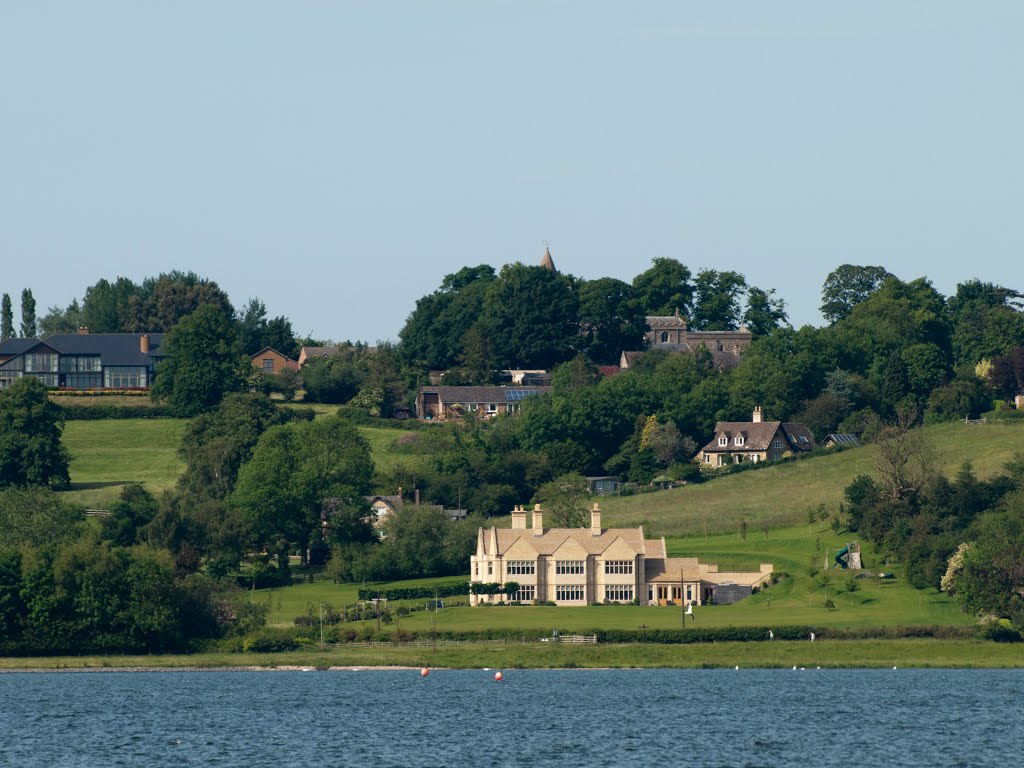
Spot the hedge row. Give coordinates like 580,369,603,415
61,404,179,420
357,582,471,601
245,623,984,651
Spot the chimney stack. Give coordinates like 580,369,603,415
415,489,421,507
752,406,762,423
532,503,544,535
511,505,527,530
590,503,602,536
140,334,150,353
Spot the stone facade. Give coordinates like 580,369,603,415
470,504,772,606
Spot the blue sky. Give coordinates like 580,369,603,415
2,1,1022,343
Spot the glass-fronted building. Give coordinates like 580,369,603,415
0,333,164,390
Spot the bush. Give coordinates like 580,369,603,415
242,628,301,653
981,618,1022,643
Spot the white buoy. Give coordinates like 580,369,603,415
495,671,503,682
421,668,430,678
735,665,739,670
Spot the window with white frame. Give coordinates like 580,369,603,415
486,403,497,414
604,560,633,575
487,562,492,575
605,585,634,602
718,436,728,446
773,439,782,449
506,561,535,576
514,585,536,603
704,454,711,463
734,436,744,446
24,353,58,373
555,560,584,575
749,454,759,463
555,585,585,601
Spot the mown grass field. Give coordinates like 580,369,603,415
58,416,425,505
3,639,1023,670
61,419,189,507
597,420,1024,537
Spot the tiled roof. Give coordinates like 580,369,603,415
301,346,339,358
701,420,816,453
484,526,657,558
1,334,163,366
0,338,46,355
422,386,551,403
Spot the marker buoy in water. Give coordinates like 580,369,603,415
495,671,503,682
421,668,430,677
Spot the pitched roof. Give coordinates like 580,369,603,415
482,526,657,558
300,345,339,359
421,386,551,403
825,433,860,447
0,338,47,355
540,246,557,272
701,420,816,453
1,334,164,366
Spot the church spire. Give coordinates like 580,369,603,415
540,245,557,273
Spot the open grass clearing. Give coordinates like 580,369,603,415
596,420,1024,537
60,419,188,507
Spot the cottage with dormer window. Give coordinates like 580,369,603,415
695,406,816,468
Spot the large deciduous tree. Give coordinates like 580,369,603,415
577,277,646,364
631,258,693,317
150,304,248,417
480,263,579,369
742,286,788,336
691,269,747,330
229,418,374,565
820,265,893,324
0,378,70,488
946,280,1024,367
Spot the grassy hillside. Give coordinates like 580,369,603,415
61,419,188,507
598,421,1024,538
58,417,424,506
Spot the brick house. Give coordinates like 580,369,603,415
250,346,298,374
416,385,551,420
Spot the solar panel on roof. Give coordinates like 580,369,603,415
505,389,541,402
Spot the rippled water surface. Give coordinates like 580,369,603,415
2,668,1023,767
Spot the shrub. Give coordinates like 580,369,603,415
242,628,300,653
981,618,1022,643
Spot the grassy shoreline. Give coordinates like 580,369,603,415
2,639,1023,671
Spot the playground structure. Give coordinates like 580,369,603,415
833,542,862,570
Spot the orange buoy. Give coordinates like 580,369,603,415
421,668,430,677
494,671,503,682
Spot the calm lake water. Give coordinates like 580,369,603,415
1,668,1022,767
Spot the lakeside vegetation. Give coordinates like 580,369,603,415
3,639,1023,671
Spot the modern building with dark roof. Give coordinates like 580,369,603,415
0,331,164,390
697,406,817,468
823,433,861,449
416,385,551,420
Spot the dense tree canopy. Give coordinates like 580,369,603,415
0,294,13,340
820,265,893,324
150,304,248,417
229,417,375,565
0,378,70,488
631,258,693,317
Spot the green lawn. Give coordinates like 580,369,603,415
258,574,468,626
597,420,1024,537
359,426,430,478
61,419,188,507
